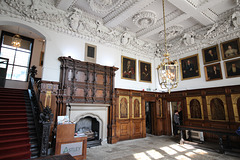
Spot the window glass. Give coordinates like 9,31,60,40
6,65,13,79
15,51,30,67
11,66,28,81
0,31,34,82
0,48,15,64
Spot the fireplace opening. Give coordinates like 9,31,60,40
75,116,101,147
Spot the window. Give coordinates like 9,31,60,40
0,31,34,81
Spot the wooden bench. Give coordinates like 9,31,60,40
178,125,238,153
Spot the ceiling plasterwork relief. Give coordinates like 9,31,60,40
87,0,125,14
0,0,156,58
158,25,184,41
232,11,240,29
137,9,183,37
132,11,157,29
4,0,65,23
156,7,240,59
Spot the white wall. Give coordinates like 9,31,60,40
1,16,239,92
42,29,157,91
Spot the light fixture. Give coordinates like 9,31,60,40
157,0,179,93
11,27,22,48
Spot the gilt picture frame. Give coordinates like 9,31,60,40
202,44,220,64
121,56,136,80
180,54,201,80
204,63,222,81
224,58,240,78
139,60,151,83
220,38,240,60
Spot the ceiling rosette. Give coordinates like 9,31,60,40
132,11,157,29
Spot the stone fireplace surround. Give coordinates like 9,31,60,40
66,103,109,144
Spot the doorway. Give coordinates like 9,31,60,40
145,101,156,134
167,101,182,135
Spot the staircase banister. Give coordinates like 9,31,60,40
28,65,53,157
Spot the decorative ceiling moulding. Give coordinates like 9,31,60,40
0,0,156,58
137,9,183,37
156,7,240,58
158,25,183,40
132,11,157,29
102,0,136,23
87,0,125,14
186,0,208,8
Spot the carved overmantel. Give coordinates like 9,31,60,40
58,56,118,104
57,56,118,143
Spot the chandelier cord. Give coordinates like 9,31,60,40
162,0,168,56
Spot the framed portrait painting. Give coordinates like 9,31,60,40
204,63,222,81
224,58,240,78
180,54,201,80
139,60,151,83
220,38,240,60
85,43,97,63
202,44,220,64
121,56,136,80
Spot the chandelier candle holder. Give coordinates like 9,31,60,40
157,0,179,93
11,27,22,48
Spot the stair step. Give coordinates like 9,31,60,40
0,143,30,151
0,113,27,119
0,99,26,102
0,95,25,99
0,131,29,137
0,110,26,114
0,117,27,123
31,150,39,157
0,105,26,109
0,126,29,134
0,102,26,106
0,150,31,160
0,121,28,129
31,143,38,148
0,137,30,147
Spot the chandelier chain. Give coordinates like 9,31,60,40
162,0,168,55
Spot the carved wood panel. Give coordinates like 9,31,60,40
58,56,118,104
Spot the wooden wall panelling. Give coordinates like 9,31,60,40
40,81,59,124
115,89,146,142
206,95,229,122
186,96,204,120
231,94,240,123
141,92,146,138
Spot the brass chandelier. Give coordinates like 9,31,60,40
157,0,179,93
11,27,22,48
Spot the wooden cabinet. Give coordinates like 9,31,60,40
55,124,87,160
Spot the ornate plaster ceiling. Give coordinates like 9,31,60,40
55,0,238,43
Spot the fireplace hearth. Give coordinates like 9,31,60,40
67,103,109,147
75,116,101,147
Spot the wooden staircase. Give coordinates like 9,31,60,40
0,87,39,159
